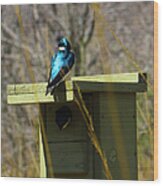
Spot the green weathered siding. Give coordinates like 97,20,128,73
44,95,94,178
93,92,137,180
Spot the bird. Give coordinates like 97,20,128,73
45,37,75,96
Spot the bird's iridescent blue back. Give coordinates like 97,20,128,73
50,50,74,82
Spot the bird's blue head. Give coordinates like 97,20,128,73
58,37,71,51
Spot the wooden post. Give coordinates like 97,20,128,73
39,124,47,178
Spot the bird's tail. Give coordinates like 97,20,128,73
45,85,56,96
45,85,51,96
45,87,49,96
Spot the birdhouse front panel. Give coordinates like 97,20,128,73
41,94,94,178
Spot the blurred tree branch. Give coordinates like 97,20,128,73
2,22,19,41
1,37,35,57
32,5,45,65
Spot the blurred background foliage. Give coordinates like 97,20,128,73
1,2,154,180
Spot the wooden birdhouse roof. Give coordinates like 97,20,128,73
7,72,147,105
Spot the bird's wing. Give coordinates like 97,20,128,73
47,52,75,89
48,54,57,83
65,51,75,69
48,53,63,84
59,52,75,77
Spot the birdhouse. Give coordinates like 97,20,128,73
7,72,147,180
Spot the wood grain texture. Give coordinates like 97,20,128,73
39,125,47,178
154,1,158,180
7,72,147,104
72,72,143,83
49,142,88,174
93,92,137,180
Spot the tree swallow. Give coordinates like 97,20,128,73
45,37,75,95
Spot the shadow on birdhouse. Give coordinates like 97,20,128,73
51,81,73,130
55,106,72,130
52,82,67,102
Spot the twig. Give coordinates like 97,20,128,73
83,9,95,47
79,5,89,41
39,7,66,32
1,37,35,57
2,54,20,60
2,22,19,40
32,5,45,65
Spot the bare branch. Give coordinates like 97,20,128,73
52,4,58,15
66,4,74,41
83,12,95,47
33,5,45,64
2,37,36,57
2,22,19,40
39,10,66,32
1,21,36,58
79,5,90,41
1,54,20,61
